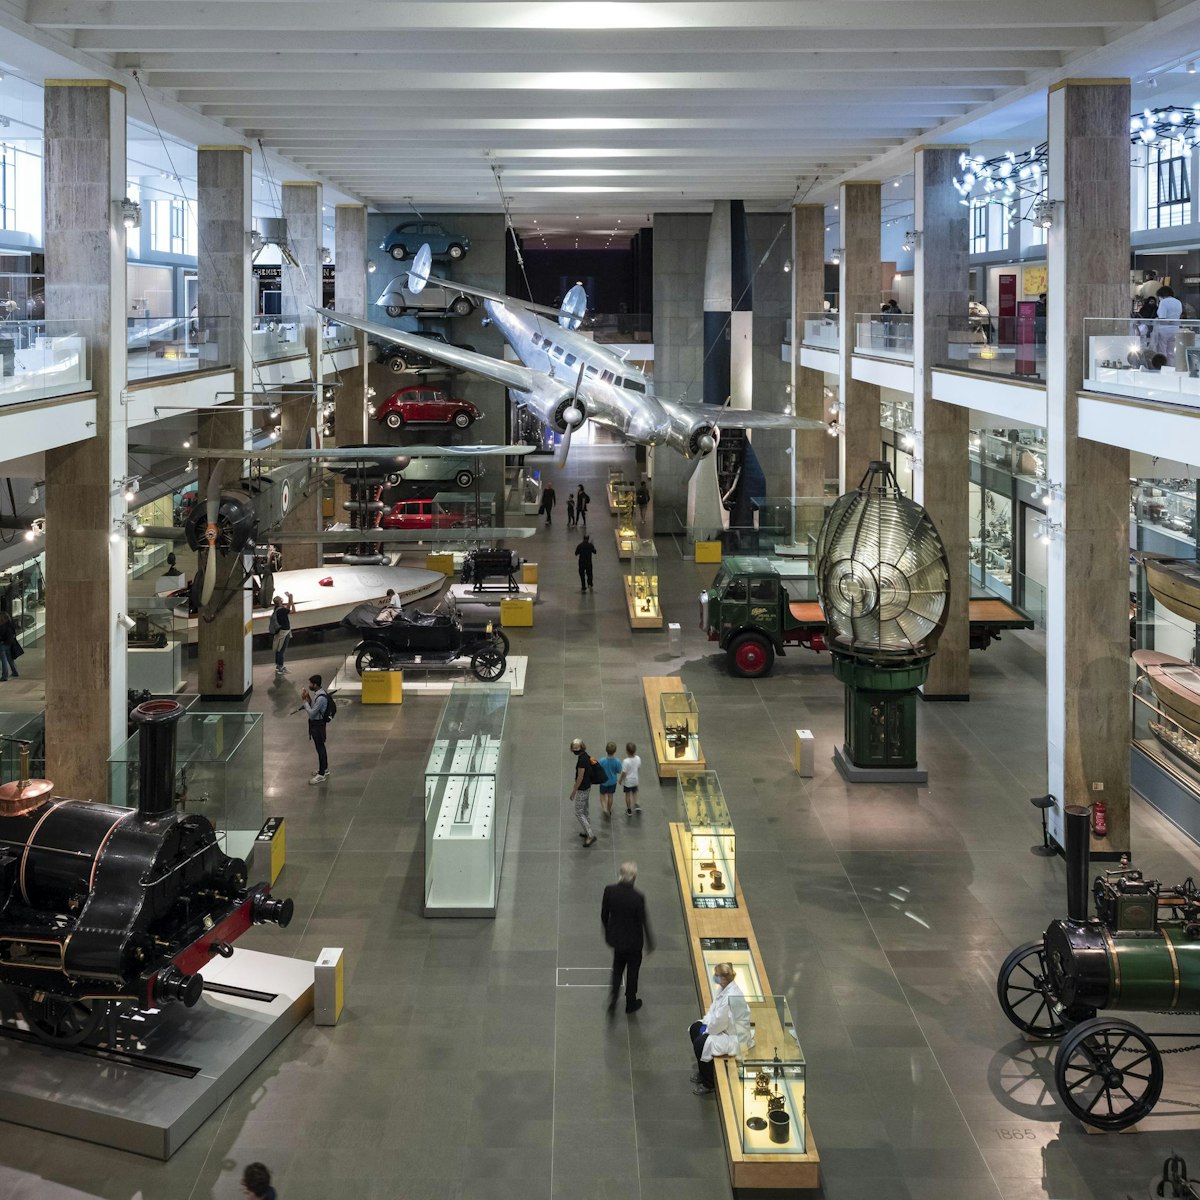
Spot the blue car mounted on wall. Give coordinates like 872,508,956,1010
380,221,470,262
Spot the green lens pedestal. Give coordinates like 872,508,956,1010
831,653,930,783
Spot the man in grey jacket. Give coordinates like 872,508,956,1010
301,674,330,784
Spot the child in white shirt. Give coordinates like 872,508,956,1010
618,742,642,816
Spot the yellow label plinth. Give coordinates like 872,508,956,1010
362,669,403,704
501,597,534,627
522,562,539,585
425,552,455,574
695,541,722,563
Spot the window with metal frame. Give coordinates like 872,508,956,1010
1147,140,1191,229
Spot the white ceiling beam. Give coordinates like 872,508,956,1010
27,0,1152,31
74,26,1111,53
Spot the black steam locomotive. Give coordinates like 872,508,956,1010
0,699,292,1045
997,804,1200,1130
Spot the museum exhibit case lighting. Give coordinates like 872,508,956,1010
725,996,807,1153
1084,318,1200,406
660,691,701,765
0,319,92,404
679,770,736,909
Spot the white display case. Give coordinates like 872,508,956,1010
726,995,807,1154
660,691,701,764
625,537,661,628
679,770,736,908
698,936,764,999
423,683,511,917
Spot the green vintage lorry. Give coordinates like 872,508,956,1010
700,556,1033,678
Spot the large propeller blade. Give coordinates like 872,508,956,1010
559,282,587,330
555,362,587,470
406,243,433,294
199,459,226,608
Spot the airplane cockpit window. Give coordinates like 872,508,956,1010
584,365,599,377
624,379,647,394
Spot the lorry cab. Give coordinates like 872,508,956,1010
703,555,782,637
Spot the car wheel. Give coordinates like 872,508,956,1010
385,412,403,430
355,645,391,675
389,245,407,261
451,297,472,317
453,410,472,428
455,470,474,489
492,631,510,656
470,647,506,682
387,356,407,374
447,244,465,260
386,305,404,318
728,632,774,678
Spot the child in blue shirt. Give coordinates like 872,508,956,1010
598,741,622,819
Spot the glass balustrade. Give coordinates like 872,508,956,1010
1084,317,1200,407
800,312,839,352
854,312,913,361
126,314,233,382
0,319,92,404
937,315,1046,381
321,320,356,353
252,314,305,362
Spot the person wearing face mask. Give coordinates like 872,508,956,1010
688,961,753,1096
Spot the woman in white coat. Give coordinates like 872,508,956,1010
689,962,753,1095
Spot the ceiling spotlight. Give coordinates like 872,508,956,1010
183,438,192,449
27,484,39,505
118,197,142,230
783,258,792,273
830,247,844,265
117,612,137,632
1032,198,1060,230
366,259,377,274
118,474,141,502
321,246,333,265
901,229,922,253
24,518,45,543
893,179,901,188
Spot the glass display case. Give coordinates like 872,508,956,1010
1133,479,1198,548
679,770,736,908
660,691,700,764
424,683,511,917
969,481,1013,596
626,537,661,626
126,593,188,693
0,552,45,647
0,710,46,781
107,711,264,859
607,467,631,511
698,937,764,1000
614,483,638,554
723,995,807,1154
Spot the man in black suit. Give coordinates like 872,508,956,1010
601,861,654,1016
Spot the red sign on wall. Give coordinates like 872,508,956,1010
998,274,1017,344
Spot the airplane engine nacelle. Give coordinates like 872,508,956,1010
664,410,718,460
511,381,581,434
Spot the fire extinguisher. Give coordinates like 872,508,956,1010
216,657,224,689
1091,799,1108,838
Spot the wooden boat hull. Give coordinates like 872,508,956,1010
1142,556,1200,626
1133,649,1200,738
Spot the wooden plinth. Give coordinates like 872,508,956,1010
615,530,636,560
669,822,821,1190
624,576,663,629
642,677,705,778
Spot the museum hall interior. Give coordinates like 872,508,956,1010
5,2,1200,1198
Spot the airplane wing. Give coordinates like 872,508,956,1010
678,405,827,432
418,275,563,321
188,444,533,460
320,308,537,392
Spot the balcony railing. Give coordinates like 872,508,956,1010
800,312,839,352
252,315,305,363
0,319,92,404
937,315,1046,382
126,315,233,382
1084,317,1200,408
855,312,913,361
322,321,357,353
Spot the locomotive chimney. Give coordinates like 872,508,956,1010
1064,803,1091,922
131,699,184,820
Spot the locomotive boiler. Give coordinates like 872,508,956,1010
0,699,292,1045
997,804,1200,1130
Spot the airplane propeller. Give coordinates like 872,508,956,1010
559,282,587,331
406,244,433,294
556,362,587,470
199,459,226,607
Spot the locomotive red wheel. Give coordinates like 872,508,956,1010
1055,1017,1163,1131
996,940,1069,1039
729,633,774,678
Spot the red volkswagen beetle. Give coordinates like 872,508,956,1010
372,385,481,431
380,500,466,530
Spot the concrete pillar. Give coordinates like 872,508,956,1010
42,79,128,801
333,204,368,518
280,181,324,567
837,182,882,489
197,146,253,699
793,204,828,540
913,146,971,701
1045,80,1133,857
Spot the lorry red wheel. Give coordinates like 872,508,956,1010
729,633,774,678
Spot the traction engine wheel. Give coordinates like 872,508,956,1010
728,632,774,678
1054,1017,1164,1131
996,940,1070,1039
18,992,106,1046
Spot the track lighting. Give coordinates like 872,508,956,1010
901,230,922,253
118,197,142,230
366,259,377,274
27,484,39,505
1032,199,1060,230
830,247,844,265
24,518,45,543
116,474,141,503
321,246,333,265
117,612,137,632
783,258,792,273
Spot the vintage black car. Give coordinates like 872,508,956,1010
342,597,509,680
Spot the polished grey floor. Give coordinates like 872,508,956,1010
3,439,1200,1199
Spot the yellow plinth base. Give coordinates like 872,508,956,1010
695,541,722,563
522,562,539,585
642,676,705,778
425,552,455,574
255,817,286,885
361,669,403,704
501,597,534,627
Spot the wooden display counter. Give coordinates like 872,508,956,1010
642,676,706,778
623,575,663,629
669,822,821,1190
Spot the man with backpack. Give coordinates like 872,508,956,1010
569,736,601,846
301,673,336,784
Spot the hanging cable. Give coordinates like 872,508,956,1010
488,155,537,304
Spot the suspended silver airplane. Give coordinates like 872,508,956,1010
322,245,824,469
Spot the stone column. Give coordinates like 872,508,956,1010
196,145,253,699
333,204,368,518
793,203,828,540
42,79,128,801
837,182,882,489
1045,80,1133,857
913,146,971,701
279,181,324,567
